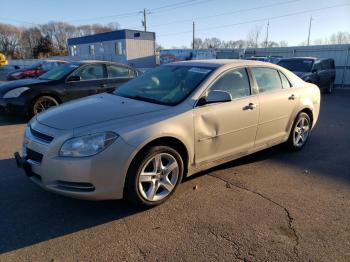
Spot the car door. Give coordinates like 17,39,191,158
315,60,330,88
250,67,299,148
194,68,259,164
65,63,107,100
105,64,137,92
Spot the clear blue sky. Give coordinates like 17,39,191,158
1,0,350,48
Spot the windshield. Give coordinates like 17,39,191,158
27,61,42,70
278,59,314,72
114,65,213,105
38,63,80,80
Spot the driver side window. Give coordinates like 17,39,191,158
72,64,104,80
208,68,251,99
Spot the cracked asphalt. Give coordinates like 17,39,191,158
0,90,349,262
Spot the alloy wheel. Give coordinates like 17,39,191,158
33,96,59,115
293,117,310,147
138,153,179,202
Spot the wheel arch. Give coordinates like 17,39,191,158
127,136,190,177
30,92,62,105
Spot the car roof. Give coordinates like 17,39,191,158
72,60,134,68
166,59,273,68
279,57,319,61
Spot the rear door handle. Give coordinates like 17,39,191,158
243,103,257,110
289,94,295,100
99,84,107,88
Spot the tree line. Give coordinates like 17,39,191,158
1,21,349,58
184,28,350,50
0,21,119,59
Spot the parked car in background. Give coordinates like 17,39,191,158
278,57,336,94
246,56,283,64
6,60,67,81
15,59,320,207
0,61,139,116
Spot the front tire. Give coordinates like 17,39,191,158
125,146,184,207
286,112,311,151
30,95,59,116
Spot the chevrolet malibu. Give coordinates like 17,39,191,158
15,60,321,207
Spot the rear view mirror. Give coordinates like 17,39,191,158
197,90,232,106
67,75,81,82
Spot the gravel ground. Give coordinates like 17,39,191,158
0,90,349,262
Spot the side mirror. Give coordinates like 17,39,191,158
197,90,232,106
14,65,20,70
311,68,317,73
67,75,81,82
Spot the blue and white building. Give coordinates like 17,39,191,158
67,29,156,68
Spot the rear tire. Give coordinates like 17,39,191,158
125,146,184,207
285,112,311,151
325,81,334,94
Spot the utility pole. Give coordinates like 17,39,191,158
265,20,270,47
192,21,195,49
143,8,147,32
307,16,313,46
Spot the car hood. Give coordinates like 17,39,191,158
36,93,169,130
0,78,50,95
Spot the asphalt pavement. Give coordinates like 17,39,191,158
0,90,349,261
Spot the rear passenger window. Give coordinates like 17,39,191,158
251,67,282,93
209,68,251,99
321,60,329,70
279,71,292,88
107,65,130,78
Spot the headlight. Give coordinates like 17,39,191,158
11,72,23,77
59,132,118,157
3,87,30,98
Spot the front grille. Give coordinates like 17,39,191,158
55,181,95,192
30,126,54,143
26,148,43,163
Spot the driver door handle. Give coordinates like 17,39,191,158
243,103,256,110
99,83,107,88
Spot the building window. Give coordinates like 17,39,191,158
115,41,123,55
71,45,77,56
89,45,95,55
99,43,104,53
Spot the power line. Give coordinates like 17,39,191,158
147,0,301,29
150,0,197,11
0,16,39,26
157,2,350,37
68,0,211,23
150,0,214,14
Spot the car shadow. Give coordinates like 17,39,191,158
0,158,143,254
0,114,27,126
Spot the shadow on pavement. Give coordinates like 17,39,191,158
0,158,143,254
0,114,27,126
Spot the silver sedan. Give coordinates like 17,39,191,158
15,60,320,207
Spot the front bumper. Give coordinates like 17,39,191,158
0,97,28,115
16,122,136,200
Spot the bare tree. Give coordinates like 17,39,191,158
21,27,42,58
278,41,288,47
329,31,350,44
246,25,263,48
0,23,22,58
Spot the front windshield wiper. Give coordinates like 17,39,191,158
116,94,167,105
